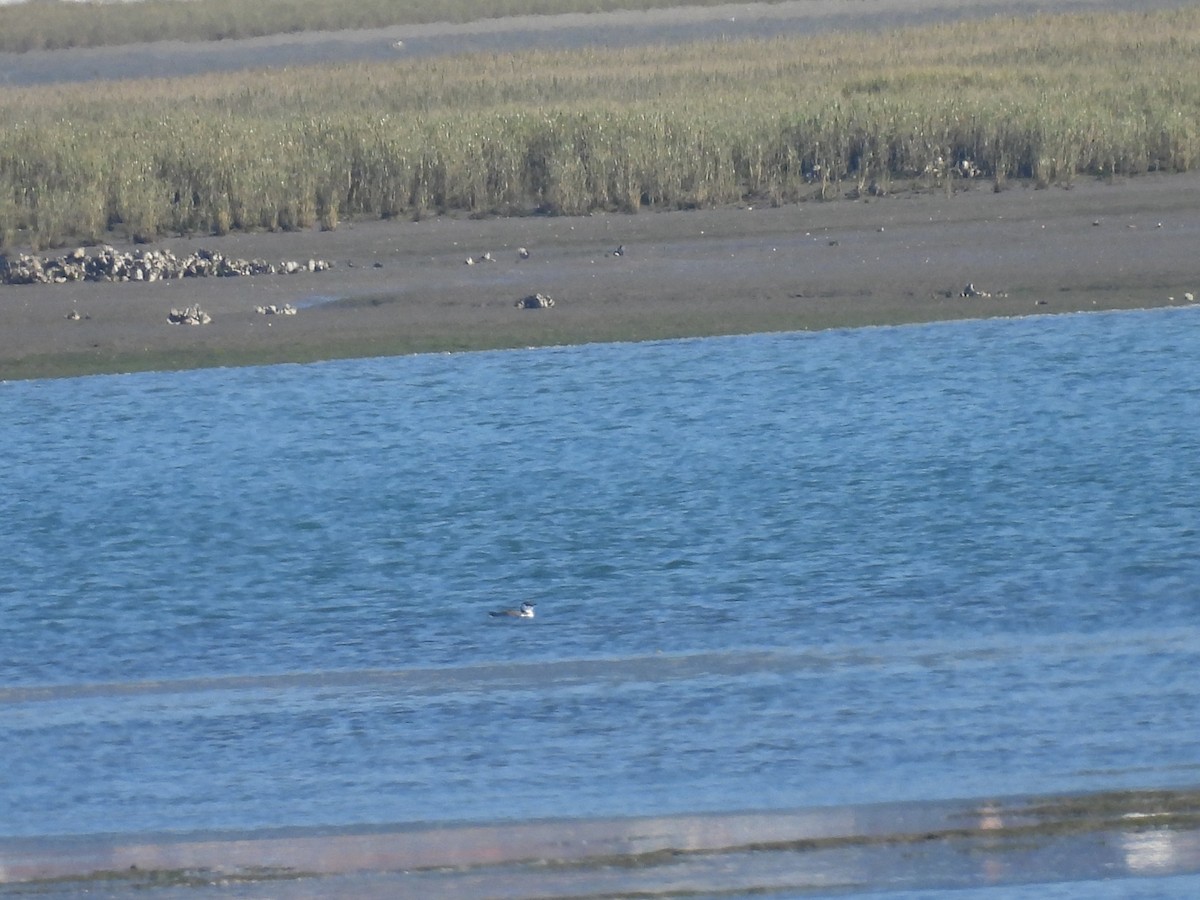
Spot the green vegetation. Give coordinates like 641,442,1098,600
0,0,790,53
2,8,1198,250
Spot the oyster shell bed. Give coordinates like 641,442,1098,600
0,246,332,285
516,292,556,309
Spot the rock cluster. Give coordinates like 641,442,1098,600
516,293,555,309
0,246,332,286
256,303,297,316
958,283,1009,299
168,305,211,325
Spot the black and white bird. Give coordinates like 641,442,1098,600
490,601,535,619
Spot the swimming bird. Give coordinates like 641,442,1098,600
490,601,535,619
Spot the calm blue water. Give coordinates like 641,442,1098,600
1,307,1198,851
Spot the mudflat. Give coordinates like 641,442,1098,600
2,172,1198,381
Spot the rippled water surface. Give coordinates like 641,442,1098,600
2,308,1198,861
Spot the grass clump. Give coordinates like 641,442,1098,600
2,8,1199,249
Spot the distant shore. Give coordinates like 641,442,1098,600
2,172,1198,381
2,0,1194,85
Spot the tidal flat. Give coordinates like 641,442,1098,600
2,171,1198,381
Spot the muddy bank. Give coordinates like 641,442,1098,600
2,172,1198,381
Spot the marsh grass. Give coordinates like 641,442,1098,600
2,9,1199,249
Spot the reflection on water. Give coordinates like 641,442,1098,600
4,630,1199,839
1122,825,1200,874
3,789,1199,897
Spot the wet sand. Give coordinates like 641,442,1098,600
2,172,1199,381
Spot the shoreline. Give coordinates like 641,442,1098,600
3,787,1199,894
3,173,1199,382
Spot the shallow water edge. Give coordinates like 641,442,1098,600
3,787,1199,897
